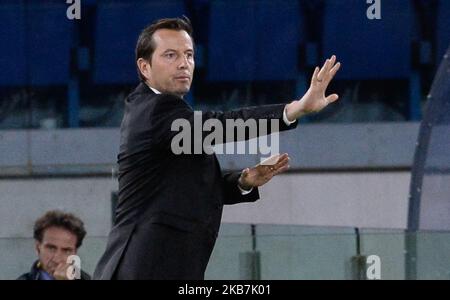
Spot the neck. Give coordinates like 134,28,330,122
144,82,185,99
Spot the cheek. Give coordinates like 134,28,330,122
160,70,174,83
38,250,52,263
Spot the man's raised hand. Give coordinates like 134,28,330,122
285,55,341,120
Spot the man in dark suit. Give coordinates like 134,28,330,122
93,17,340,280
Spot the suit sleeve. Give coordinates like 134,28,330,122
150,94,298,151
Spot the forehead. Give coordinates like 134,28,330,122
152,29,193,52
41,226,77,248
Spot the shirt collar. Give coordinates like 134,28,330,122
145,83,161,94
32,260,55,280
39,269,55,280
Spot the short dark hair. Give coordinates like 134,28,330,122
135,16,194,82
33,210,87,249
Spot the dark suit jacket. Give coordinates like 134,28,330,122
93,83,298,279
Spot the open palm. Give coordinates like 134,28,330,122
286,55,341,120
300,55,341,113
238,153,290,189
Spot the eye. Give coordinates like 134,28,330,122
164,52,176,59
46,245,57,252
186,52,194,59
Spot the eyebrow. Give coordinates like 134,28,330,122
162,49,194,54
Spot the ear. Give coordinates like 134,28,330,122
137,58,151,82
35,241,40,255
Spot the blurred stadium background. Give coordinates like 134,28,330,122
0,0,449,279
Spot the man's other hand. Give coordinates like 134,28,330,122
238,153,290,190
52,262,73,280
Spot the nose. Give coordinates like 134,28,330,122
178,54,190,69
53,251,66,264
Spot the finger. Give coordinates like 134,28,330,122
325,62,341,84
273,164,290,176
268,155,288,171
325,94,339,103
274,155,289,169
55,262,65,269
322,56,335,77
323,55,337,79
317,59,329,81
260,153,281,166
52,264,67,278
330,62,341,77
242,168,250,178
261,163,278,175
311,66,320,84
327,55,336,71
56,263,68,273
275,153,288,164
267,158,289,176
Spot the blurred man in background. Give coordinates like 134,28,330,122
17,210,90,280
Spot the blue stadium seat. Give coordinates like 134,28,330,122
255,0,304,81
93,0,186,84
207,0,303,81
207,0,257,81
437,0,450,62
322,0,413,79
0,2,72,86
28,3,73,85
0,4,26,86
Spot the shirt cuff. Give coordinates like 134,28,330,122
237,184,253,195
283,106,297,126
